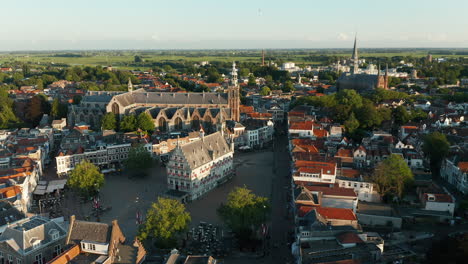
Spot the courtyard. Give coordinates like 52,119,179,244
66,150,276,240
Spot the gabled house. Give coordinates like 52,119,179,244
353,146,367,168
440,158,468,194
48,215,146,264
0,216,67,264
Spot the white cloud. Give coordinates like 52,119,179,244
337,32,349,41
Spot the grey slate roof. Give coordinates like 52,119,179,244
0,216,67,253
68,220,111,244
178,132,232,170
114,89,229,108
0,201,25,227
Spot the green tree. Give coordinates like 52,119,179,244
137,112,155,132
50,98,67,119
239,68,250,77
218,187,270,242
393,106,410,125
336,89,363,109
22,64,30,77
138,197,191,248
100,113,117,130
124,145,153,176
283,81,295,92
260,86,271,96
423,132,450,172
134,55,142,63
26,94,50,127
248,75,256,86
72,95,82,105
372,154,414,199
344,112,360,134
68,160,104,197
120,115,137,132
355,102,382,129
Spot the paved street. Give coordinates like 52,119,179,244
187,150,273,228
267,128,294,264
57,129,293,263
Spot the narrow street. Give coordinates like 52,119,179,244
268,124,294,264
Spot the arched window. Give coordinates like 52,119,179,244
204,116,212,133
158,118,167,132
191,116,200,130
174,117,183,130
111,103,120,115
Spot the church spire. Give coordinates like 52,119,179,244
231,61,238,87
128,78,133,92
351,34,358,61
351,34,359,75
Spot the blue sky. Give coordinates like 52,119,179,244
1,0,467,50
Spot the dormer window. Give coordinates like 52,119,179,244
30,238,41,249
49,229,60,240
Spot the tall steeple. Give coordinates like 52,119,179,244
351,34,358,61
127,78,133,92
228,62,240,122
351,34,359,75
231,61,238,87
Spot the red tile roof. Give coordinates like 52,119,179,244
247,112,272,119
337,232,363,244
295,160,336,173
0,186,21,199
313,129,329,138
335,148,353,158
316,207,357,221
341,168,360,179
424,193,453,203
297,183,357,198
290,121,317,130
297,205,315,217
239,105,254,114
458,162,468,173
318,260,361,264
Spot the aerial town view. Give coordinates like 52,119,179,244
0,1,468,264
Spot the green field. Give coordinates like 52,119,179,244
0,49,467,68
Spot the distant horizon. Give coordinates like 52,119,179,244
1,47,468,53
2,0,468,51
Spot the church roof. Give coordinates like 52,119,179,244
113,89,229,108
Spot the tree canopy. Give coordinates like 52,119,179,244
120,115,137,132
50,98,68,119
218,187,270,241
423,132,450,172
100,113,117,130
138,197,191,248
137,112,155,132
260,86,271,96
68,160,104,197
26,94,50,127
124,145,153,176
372,154,414,199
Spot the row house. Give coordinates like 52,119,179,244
295,182,358,212
293,160,337,184
0,157,40,213
242,119,274,148
56,143,131,175
48,215,146,264
417,184,456,216
151,136,192,160
0,216,67,264
434,114,466,127
440,157,468,194
166,132,234,201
